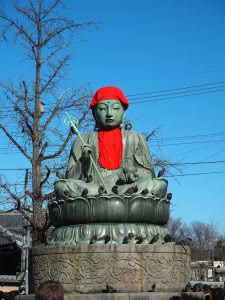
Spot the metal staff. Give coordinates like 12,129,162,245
64,113,110,194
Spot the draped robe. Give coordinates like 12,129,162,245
54,130,168,197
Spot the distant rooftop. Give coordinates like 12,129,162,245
0,212,25,246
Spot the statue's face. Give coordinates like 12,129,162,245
94,99,125,129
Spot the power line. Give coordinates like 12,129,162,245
150,139,225,147
1,131,224,146
168,141,225,159
127,80,225,98
0,138,224,154
151,132,225,141
1,160,225,171
1,80,225,107
177,160,225,165
1,170,224,179
0,131,225,150
130,84,225,101
1,80,225,112
166,170,225,177
130,87,225,104
0,168,31,171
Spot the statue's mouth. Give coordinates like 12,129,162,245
105,118,114,122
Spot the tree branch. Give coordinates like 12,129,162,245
39,141,48,158
0,183,33,225
14,103,34,139
25,190,34,201
14,3,37,24
20,209,33,226
22,80,33,116
41,20,96,47
0,81,33,122
42,191,55,202
41,42,71,65
40,89,69,138
0,183,21,210
40,55,70,95
0,13,36,46
41,0,61,20
40,166,51,187
42,130,72,161
0,124,32,161
145,127,160,141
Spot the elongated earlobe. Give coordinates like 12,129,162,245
120,112,126,128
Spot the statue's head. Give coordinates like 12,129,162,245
90,86,129,130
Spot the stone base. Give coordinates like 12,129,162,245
32,244,191,294
16,292,205,300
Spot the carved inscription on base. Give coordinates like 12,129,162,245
32,244,190,293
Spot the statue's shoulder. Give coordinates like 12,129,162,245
123,130,144,139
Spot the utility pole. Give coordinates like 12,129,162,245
25,222,31,295
22,218,31,295
23,168,31,295
24,169,29,208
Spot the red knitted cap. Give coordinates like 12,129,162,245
90,86,129,109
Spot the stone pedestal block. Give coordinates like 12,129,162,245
16,292,205,300
32,244,190,294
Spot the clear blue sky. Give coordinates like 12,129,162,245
1,1,225,229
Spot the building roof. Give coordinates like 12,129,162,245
0,212,25,247
0,211,24,229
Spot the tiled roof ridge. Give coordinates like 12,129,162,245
0,224,23,247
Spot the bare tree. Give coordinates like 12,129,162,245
0,0,97,245
167,217,192,242
188,221,220,280
168,218,220,260
190,221,219,260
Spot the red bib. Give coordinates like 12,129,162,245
98,128,123,170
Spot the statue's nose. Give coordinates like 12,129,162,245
106,107,113,117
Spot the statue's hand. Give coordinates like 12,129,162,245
127,172,139,183
81,144,92,159
125,172,139,183
122,166,139,183
71,125,76,134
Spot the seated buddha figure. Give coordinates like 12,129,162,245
54,86,168,198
